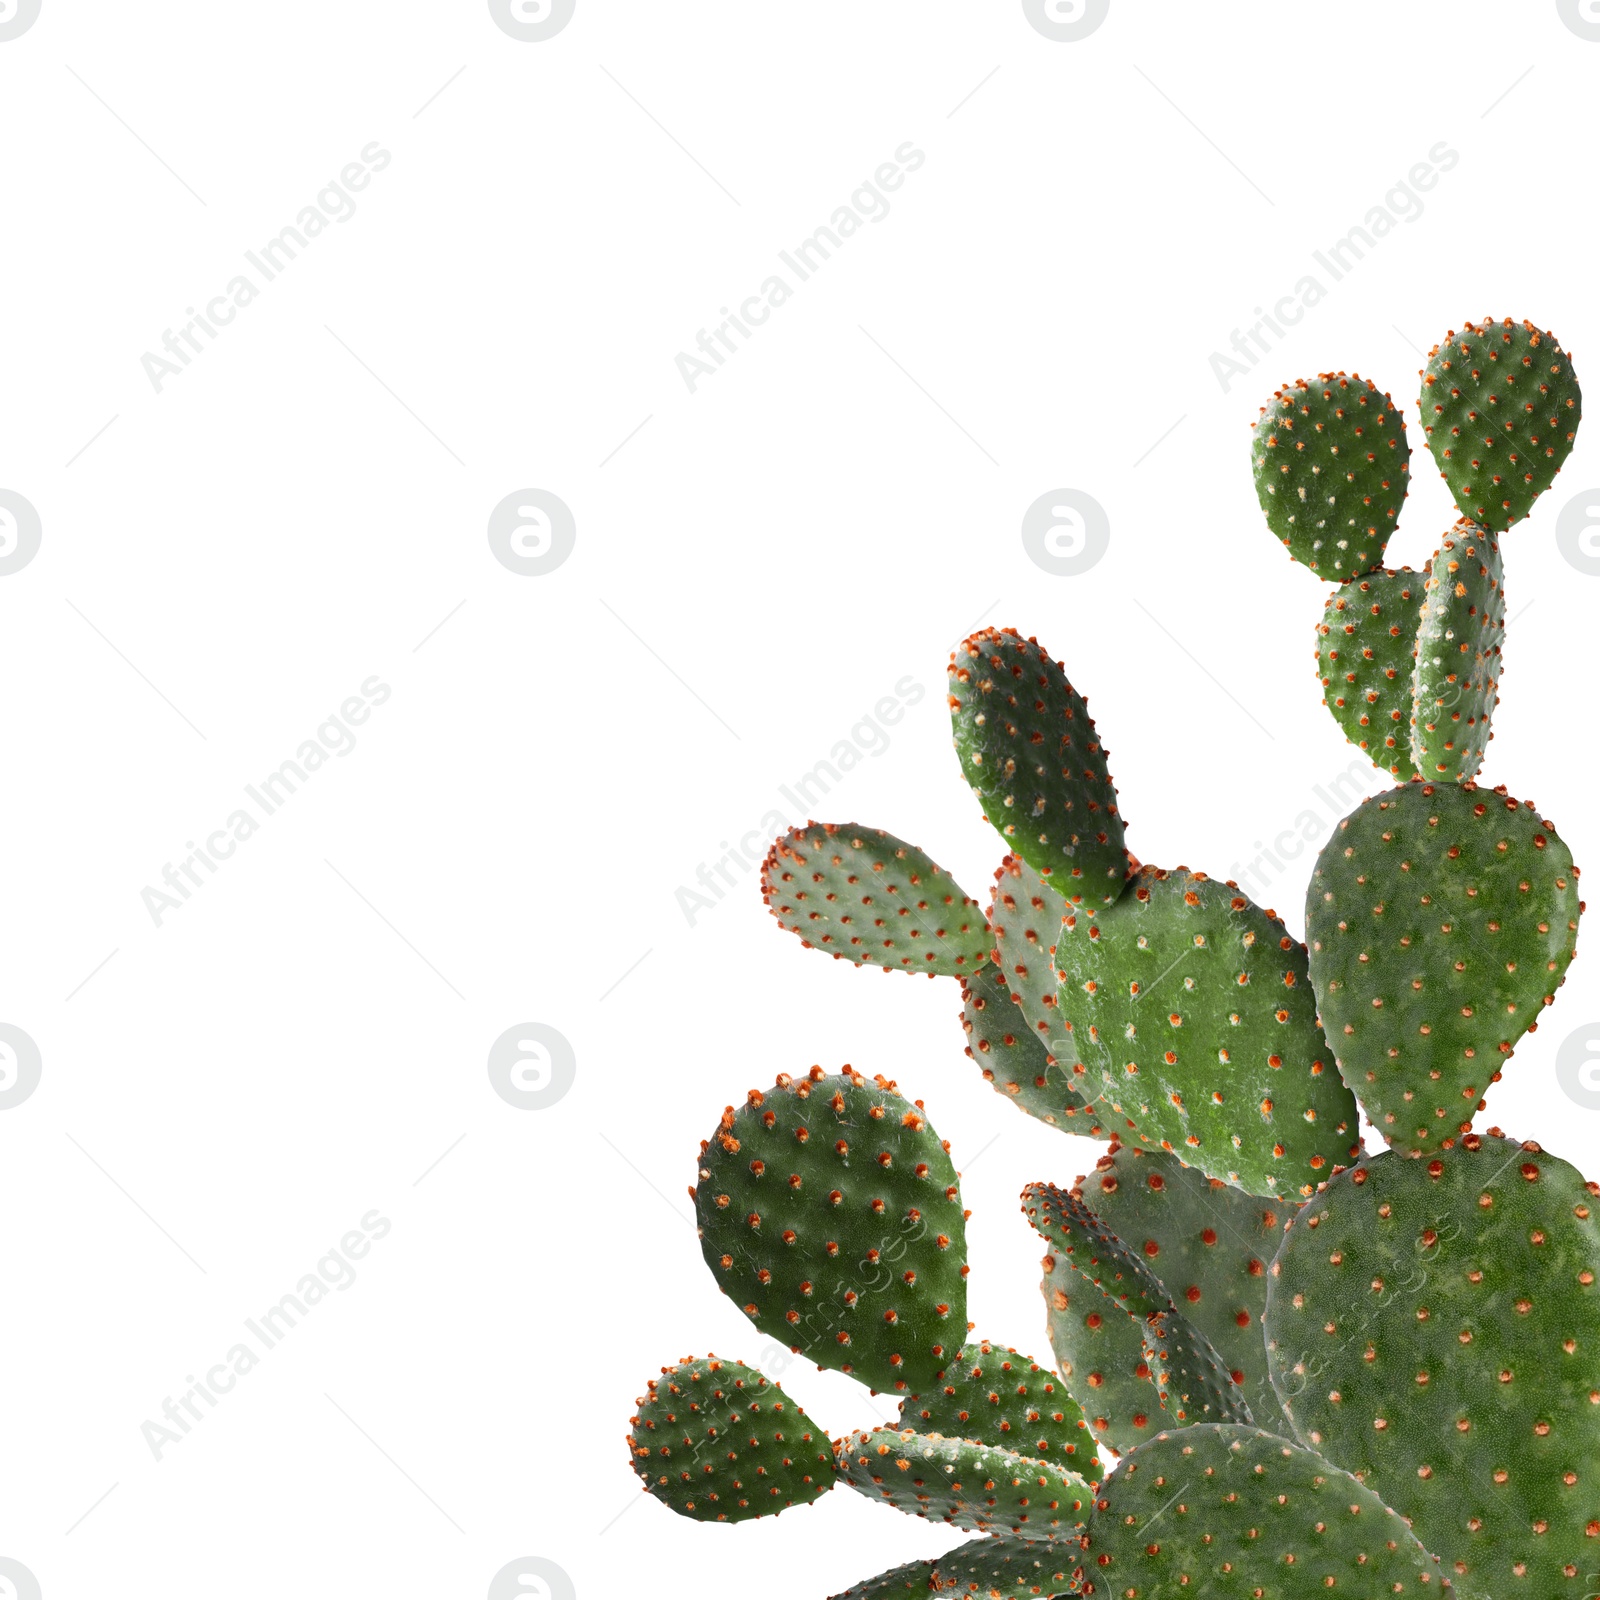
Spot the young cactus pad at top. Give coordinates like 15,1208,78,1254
760,823,989,977
1421,317,1582,529
693,1068,968,1394
1052,865,1360,1196
1074,1424,1442,1597
949,629,1127,904
1263,1134,1600,1597
1251,372,1411,581
1410,520,1505,781
1304,780,1582,1152
626,1355,835,1523
1314,566,1423,779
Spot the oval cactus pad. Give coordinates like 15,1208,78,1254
1314,566,1423,779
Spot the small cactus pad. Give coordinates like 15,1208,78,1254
1141,1310,1253,1426
1263,1135,1600,1596
1076,1424,1441,1596
1053,865,1360,1196
1250,372,1411,581
828,1537,1078,1599
1023,1181,1171,1319
836,1426,1094,1542
1041,1247,1164,1455
1410,521,1505,781
1421,317,1582,529
1314,567,1423,779
899,1337,1103,1480
1305,780,1582,1151
693,1068,968,1393
949,629,1127,904
959,963,1104,1135
760,823,990,977
1072,1144,1295,1433
626,1355,835,1522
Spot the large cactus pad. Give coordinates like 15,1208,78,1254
760,823,990,976
1053,865,1360,1196
694,1068,968,1393
1251,372,1411,581
949,629,1127,903
1076,1424,1442,1597
1305,780,1581,1151
1264,1135,1600,1597
1421,317,1582,529
626,1355,835,1522
1314,567,1423,779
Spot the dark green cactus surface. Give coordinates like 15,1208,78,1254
1264,1135,1600,1598
1141,1309,1252,1426
987,853,1075,1063
1076,1424,1442,1597
1305,780,1582,1151
899,1337,1103,1479
1250,372,1411,581
836,1425,1094,1541
959,963,1104,1135
625,1355,835,1522
1053,865,1360,1196
1410,521,1505,781
1040,1245,1164,1455
949,629,1127,904
1072,1144,1295,1433
694,1068,968,1393
1024,1181,1172,1318
1421,317,1582,530
760,822,989,977
1315,566,1422,779
829,1536,1077,1599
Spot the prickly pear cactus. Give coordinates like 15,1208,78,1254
949,628,1127,903
898,1337,1103,1479
761,823,990,976
1305,780,1582,1151
1053,865,1360,1196
626,1355,835,1522
1421,317,1582,529
1250,372,1411,581
1264,1134,1600,1597
836,1425,1094,1541
693,1068,968,1393
986,853,1076,1062
1076,1424,1442,1595
1410,521,1505,781
1141,1308,1253,1425
1315,566,1423,778
829,1537,1078,1600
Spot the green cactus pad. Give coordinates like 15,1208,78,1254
1041,1247,1164,1455
836,1425,1094,1542
694,1068,968,1393
1264,1134,1600,1597
829,1537,1078,1599
1141,1310,1253,1426
1410,522,1505,782
1023,1181,1172,1318
626,1355,835,1522
1076,1424,1442,1597
1314,567,1423,779
760,822,990,977
1305,780,1582,1152
959,963,1104,1136
949,629,1128,904
1250,372,1411,581
901,1337,1103,1480
1421,317,1582,529
1053,865,1361,1197
1071,1144,1296,1433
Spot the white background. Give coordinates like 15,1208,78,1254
2,2,1600,1596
